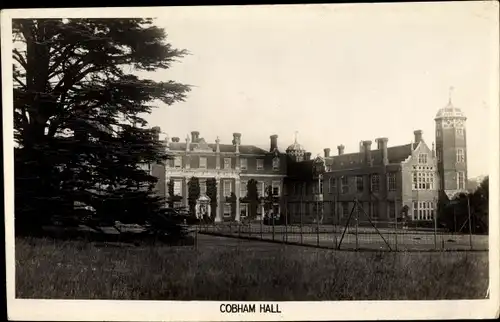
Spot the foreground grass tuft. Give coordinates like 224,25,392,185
16,237,488,300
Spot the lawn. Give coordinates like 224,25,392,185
15,234,489,300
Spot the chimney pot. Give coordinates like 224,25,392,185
375,137,389,165
362,140,372,166
337,145,345,155
191,131,200,143
324,148,331,158
172,137,180,143
305,152,312,160
232,132,241,145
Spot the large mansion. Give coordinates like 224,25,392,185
146,99,468,223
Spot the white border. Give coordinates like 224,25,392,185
3,3,500,321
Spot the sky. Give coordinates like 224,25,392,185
134,2,497,178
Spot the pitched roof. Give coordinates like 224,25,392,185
167,142,269,154
325,143,413,170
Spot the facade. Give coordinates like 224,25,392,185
150,130,287,222
148,99,467,223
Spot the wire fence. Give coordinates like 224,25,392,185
195,200,488,252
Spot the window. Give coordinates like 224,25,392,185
341,202,349,217
139,163,151,174
273,157,280,171
418,153,428,164
223,203,231,217
223,180,232,197
371,202,379,219
387,173,396,191
341,176,349,194
173,180,182,195
436,129,442,137
329,178,337,194
256,159,264,170
240,158,247,170
256,181,263,196
200,180,207,195
199,157,207,169
272,181,281,196
173,201,182,209
412,201,435,221
456,128,464,136
318,180,323,194
240,181,247,197
437,150,442,162
224,158,231,169
413,171,435,190
174,156,182,168
240,204,248,218
371,174,380,192
456,149,465,163
356,175,364,192
388,202,396,219
457,171,465,190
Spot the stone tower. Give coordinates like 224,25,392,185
434,91,468,199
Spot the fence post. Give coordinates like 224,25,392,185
316,200,320,247
300,199,303,245
394,199,398,252
285,200,288,243
355,200,359,251
260,204,263,241
467,195,473,250
434,199,438,250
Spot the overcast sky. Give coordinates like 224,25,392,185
137,2,498,178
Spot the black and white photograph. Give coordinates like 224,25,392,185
3,2,499,321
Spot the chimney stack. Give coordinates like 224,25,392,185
324,148,331,158
305,152,312,160
337,145,345,155
191,131,200,143
152,126,161,141
362,140,372,166
270,134,278,152
359,141,365,153
414,130,423,144
375,137,389,165
172,137,180,143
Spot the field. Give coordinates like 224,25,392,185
15,234,489,300
199,223,489,251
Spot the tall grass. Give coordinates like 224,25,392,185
15,237,488,300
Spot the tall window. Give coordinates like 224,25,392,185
388,202,396,219
418,153,428,164
174,156,182,168
371,202,379,219
329,177,337,193
272,157,280,171
256,159,264,170
387,173,396,191
272,181,281,196
456,128,464,136
341,176,349,194
173,180,182,195
240,158,248,170
356,175,364,192
371,174,380,192
457,171,465,190
200,180,207,195
341,202,349,217
437,150,442,162
224,158,231,169
256,181,263,196
456,149,465,163
240,181,247,197
223,203,231,217
199,157,207,169
436,129,442,137
318,180,323,194
413,201,435,220
413,171,435,190
223,180,232,197
240,204,248,218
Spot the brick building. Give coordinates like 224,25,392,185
147,99,467,223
